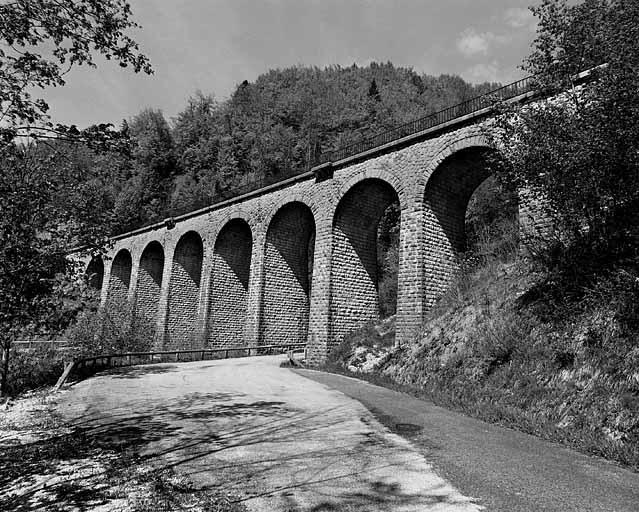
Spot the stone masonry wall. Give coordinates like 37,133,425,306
260,202,315,346
207,219,252,347
330,178,399,347
106,249,132,309
166,232,203,350
422,147,493,308
135,242,164,331
102,121,536,363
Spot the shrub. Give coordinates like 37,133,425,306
65,301,155,357
4,346,67,396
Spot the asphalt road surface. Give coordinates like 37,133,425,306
59,355,482,511
296,368,639,512
57,355,639,511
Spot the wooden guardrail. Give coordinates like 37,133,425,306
54,343,307,390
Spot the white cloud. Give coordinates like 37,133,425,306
457,29,491,56
456,28,510,58
504,8,537,31
465,61,502,83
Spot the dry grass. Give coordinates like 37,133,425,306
330,234,639,471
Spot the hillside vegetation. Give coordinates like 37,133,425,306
329,0,639,470
330,206,639,469
63,63,498,234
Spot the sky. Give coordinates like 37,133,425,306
43,0,539,129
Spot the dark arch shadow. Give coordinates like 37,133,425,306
208,219,253,347
135,241,165,332
107,249,132,306
85,256,104,291
425,147,496,253
330,178,400,346
422,146,519,307
173,231,203,285
260,202,316,346
167,231,204,349
214,219,252,288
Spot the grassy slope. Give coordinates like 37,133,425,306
330,256,639,471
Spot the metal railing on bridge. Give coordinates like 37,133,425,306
317,75,536,165
109,74,541,239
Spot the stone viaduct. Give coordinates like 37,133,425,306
87,78,541,365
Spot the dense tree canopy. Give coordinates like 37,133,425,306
95,63,499,230
0,0,152,395
493,0,639,280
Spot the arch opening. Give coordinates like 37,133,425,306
107,249,132,308
330,178,401,347
135,241,164,331
260,202,316,346
85,256,104,291
167,231,203,349
423,147,518,307
208,219,252,347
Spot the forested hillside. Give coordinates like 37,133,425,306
73,63,498,234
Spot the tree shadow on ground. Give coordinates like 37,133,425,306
0,391,286,511
107,364,180,379
1,374,478,511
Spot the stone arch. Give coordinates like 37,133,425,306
260,201,316,345
422,144,515,308
107,249,132,307
260,192,324,234
166,231,204,349
330,177,401,346
414,132,495,201
336,167,405,212
213,208,255,237
85,256,104,291
207,218,253,347
135,241,164,330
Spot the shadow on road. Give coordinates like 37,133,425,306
1,367,472,511
107,364,180,379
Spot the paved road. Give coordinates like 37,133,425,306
59,356,482,511
296,369,639,512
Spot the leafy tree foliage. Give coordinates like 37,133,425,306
493,0,639,287
0,0,151,145
97,63,499,232
163,64,497,223
112,109,177,231
0,0,151,395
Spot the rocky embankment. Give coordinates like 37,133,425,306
330,260,639,470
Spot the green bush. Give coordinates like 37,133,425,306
3,301,156,396
4,346,68,396
65,301,155,357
